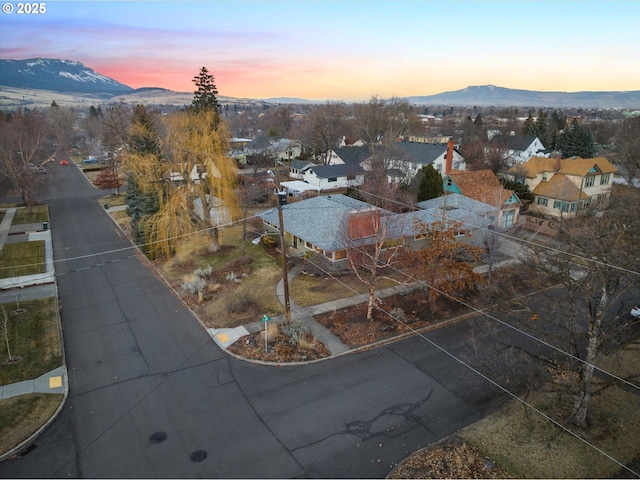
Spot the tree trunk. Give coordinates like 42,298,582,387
572,288,607,428
210,226,220,253
366,281,376,321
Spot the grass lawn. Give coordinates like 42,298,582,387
99,193,126,207
11,205,49,225
290,270,400,307
0,241,46,277
0,297,61,385
0,394,63,456
460,340,640,478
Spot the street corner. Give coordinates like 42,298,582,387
208,326,250,349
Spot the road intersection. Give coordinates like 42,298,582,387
0,161,508,478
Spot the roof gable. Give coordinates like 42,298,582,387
532,173,587,201
332,146,373,165
446,169,519,207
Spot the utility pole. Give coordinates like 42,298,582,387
276,189,291,322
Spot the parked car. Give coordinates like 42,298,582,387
60,159,69,165
632,304,640,318
83,156,98,164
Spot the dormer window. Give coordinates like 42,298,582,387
542,172,548,181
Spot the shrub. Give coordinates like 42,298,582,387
225,293,256,314
280,318,310,346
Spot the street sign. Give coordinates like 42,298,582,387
261,314,270,323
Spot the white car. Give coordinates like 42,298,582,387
632,304,640,318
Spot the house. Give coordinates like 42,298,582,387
443,169,522,228
326,146,372,167
193,195,231,226
288,159,316,179
486,134,548,165
258,194,392,269
303,163,365,190
337,136,366,148
169,163,221,184
257,193,491,270
366,139,466,183
505,155,618,218
412,193,497,247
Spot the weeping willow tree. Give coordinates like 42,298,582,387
145,109,240,259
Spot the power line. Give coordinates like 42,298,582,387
300,254,640,477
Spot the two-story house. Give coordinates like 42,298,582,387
486,134,548,166
366,139,466,183
505,155,618,218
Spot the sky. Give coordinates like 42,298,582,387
1,1,639,101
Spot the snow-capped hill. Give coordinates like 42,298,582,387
0,58,133,94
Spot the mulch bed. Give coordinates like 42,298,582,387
227,331,331,362
314,289,473,348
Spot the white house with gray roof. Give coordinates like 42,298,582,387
257,193,493,270
303,163,365,190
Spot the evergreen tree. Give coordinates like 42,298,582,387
192,67,221,113
416,164,443,202
533,109,550,147
521,113,535,136
558,118,597,158
123,105,162,246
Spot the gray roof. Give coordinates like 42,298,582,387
309,163,364,178
258,193,494,254
333,146,373,165
488,134,540,151
289,159,315,170
385,142,449,165
258,194,379,252
414,193,496,228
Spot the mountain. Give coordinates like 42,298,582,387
2,58,639,109
0,58,133,95
406,85,640,109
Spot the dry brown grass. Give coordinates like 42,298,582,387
0,394,63,456
290,270,399,307
460,340,640,478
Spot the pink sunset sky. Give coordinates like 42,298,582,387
1,1,639,101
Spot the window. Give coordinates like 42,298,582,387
584,176,595,187
537,197,548,206
446,177,453,186
600,173,610,185
328,177,337,183
502,210,515,228
553,200,569,213
542,172,548,181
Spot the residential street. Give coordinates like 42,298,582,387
0,162,509,478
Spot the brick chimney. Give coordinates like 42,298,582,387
554,153,562,171
445,139,454,174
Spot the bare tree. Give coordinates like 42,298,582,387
517,187,640,428
1,307,15,364
353,95,420,149
402,219,484,306
341,208,408,320
615,116,640,188
295,102,352,163
0,109,49,209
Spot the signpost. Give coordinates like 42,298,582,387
261,314,270,353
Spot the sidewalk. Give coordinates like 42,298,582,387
0,207,66,398
208,260,424,356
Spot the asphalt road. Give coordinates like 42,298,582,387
0,162,507,478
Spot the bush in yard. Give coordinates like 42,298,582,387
280,318,310,346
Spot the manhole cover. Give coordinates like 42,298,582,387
149,431,167,444
190,450,207,463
